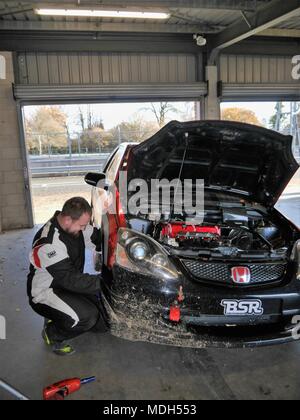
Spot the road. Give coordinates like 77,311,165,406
31,176,91,224
32,176,90,193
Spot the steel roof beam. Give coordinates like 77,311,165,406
0,19,224,34
208,0,300,62
25,0,268,12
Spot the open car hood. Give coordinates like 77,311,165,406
128,121,299,207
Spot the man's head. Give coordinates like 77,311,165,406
58,197,92,237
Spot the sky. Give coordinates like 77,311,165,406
24,102,195,132
23,101,293,132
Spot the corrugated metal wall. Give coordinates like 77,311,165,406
16,52,201,85
220,54,297,84
16,52,297,86
14,51,299,102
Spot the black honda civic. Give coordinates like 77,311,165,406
85,120,300,348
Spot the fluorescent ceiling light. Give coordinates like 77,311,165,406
35,9,170,19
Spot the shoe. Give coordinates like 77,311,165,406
52,342,76,357
42,322,75,356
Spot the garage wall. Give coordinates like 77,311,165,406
16,52,202,85
220,54,300,101
0,52,29,231
220,54,297,84
13,51,206,102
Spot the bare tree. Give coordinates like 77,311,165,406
78,105,104,132
141,102,178,127
78,106,85,132
87,104,92,130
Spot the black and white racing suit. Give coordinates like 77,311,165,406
27,211,108,343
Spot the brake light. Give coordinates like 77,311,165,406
107,188,127,269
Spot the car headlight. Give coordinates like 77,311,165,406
292,240,300,280
128,241,150,262
116,228,180,281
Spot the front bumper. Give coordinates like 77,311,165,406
103,265,300,349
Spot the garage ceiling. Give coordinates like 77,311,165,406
0,1,299,37
0,1,271,34
2,1,300,103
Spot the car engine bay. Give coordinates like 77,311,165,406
128,192,294,261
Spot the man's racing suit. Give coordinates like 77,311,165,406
27,211,108,342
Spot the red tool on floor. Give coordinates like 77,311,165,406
43,377,96,400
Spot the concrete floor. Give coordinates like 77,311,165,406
1,196,300,400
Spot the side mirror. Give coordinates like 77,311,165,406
85,172,106,187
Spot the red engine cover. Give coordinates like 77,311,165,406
161,223,221,238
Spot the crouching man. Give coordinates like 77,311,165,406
27,197,109,356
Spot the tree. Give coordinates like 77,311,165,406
101,131,119,152
109,115,158,144
79,127,107,153
77,105,104,132
269,102,289,132
78,106,86,132
75,105,106,153
25,106,68,154
221,107,262,126
140,102,179,128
